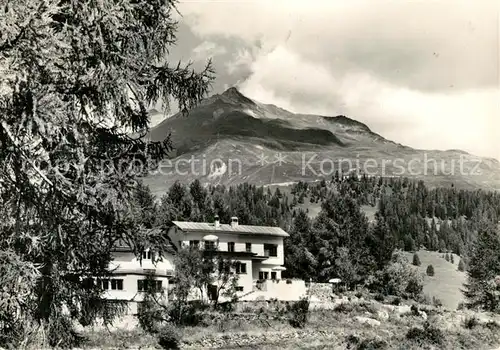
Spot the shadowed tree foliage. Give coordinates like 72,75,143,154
412,253,421,266
0,0,213,347
458,259,465,272
463,221,500,313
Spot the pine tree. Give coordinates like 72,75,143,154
298,193,305,204
412,253,421,266
458,259,465,272
0,1,213,346
368,213,395,269
426,265,435,276
463,222,500,313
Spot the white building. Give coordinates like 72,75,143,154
105,230,176,314
105,217,306,314
168,216,290,296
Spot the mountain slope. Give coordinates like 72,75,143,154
143,88,500,196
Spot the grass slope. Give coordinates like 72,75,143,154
404,250,466,310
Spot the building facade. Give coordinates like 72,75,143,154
105,217,305,313
107,233,176,314
167,216,289,295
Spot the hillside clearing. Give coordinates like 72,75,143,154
404,250,467,310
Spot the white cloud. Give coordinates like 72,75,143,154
192,41,226,60
239,45,499,159
225,47,255,74
177,0,500,159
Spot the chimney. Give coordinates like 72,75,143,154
230,216,238,228
214,215,220,229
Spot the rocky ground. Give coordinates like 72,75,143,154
74,294,500,350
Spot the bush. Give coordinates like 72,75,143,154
432,296,443,307
410,304,420,316
463,316,479,329
417,293,432,305
355,302,378,314
458,259,465,272
274,301,288,316
369,252,424,299
157,324,181,350
412,253,421,266
333,302,352,313
485,321,500,330
138,299,164,334
288,297,310,328
426,265,435,276
357,338,387,349
405,276,424,299
450,254,454,263
167,301,207,327
445,254,450,262
391,297,401,306
346,334,387,350
374,293,385,302
406,321,445,346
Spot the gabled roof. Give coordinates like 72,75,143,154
171,221,289,237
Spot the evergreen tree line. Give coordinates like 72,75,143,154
139,176,500,291
290,175,500,260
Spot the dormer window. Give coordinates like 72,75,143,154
142,250,155,260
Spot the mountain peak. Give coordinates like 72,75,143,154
220,86,256,106
222,86,241,95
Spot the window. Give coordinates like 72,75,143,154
110,279,123,290
205,241,216,251
259,271,269,280
264,244,278,257
271,272,277,280
228,242,235,252
98,279,122,290
236,286,244,292
142,250,155,260
137,279,162,292
189,240,200,248
236,262,247,274
245,243,252,252
99,279,109,290
218,260,231,274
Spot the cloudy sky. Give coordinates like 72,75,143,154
163,0,499,159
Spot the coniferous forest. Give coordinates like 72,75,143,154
139,174,500,285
